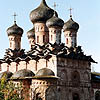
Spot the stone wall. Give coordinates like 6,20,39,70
57,57,92,100
0,55,93,100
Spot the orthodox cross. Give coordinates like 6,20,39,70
52,2,58,11
52,2,58,16
53,2,58,10
68,8,73,18
12,12,18,23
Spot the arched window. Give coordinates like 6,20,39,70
73,93,80,100
72,71,80,86
95,91,100,100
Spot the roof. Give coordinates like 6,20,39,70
0,71,13,80
7,22,23,36
63,17,79,32
11,69,35,79
35,68,56,78
30,0,58,24
27,27,35,39
46,13,64,28
1,44,96,64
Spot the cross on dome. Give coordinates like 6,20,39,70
53,2,58,11
12,12,18,24
68,8,73,18
52,2,58,16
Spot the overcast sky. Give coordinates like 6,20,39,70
0,0,100,72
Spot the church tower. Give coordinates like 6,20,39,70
30,0,57,46
46,12,64,44
6,15,23,50
63,10,79,48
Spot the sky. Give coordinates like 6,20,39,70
0,0,100,72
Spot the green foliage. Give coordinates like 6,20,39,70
0,73,23,100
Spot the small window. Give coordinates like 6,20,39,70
43,35,45,43
41,26,43,30
66,38,68,44
37,36,39,43
10,42,12,48
18,42,20,48
10,38,13,41
51,35,53,41
54,30,56,34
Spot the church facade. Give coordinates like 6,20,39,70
0,0,100,100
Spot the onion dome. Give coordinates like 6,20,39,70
63,17,79,32
11,69,35,79
30,0,58,24
7,22,23,36
46,13,64,28
0,71,13,79
27,27,35,39
35,68,56,78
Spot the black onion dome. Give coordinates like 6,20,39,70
7,22,23,36
46,13,64,28
12,69,35,79
0,71,13,79
30,0,58,24
35,68,55,77
63,17,79,32
27,27,35,39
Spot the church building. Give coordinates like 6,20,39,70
0,0,100,100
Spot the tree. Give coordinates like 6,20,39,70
0,73,23,100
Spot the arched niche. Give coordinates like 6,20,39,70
60,69,67,83
45,87,57,100
71,71,80,86
95,91,100,100
32,87,44,100
84,71,90,82
73,93,80,100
